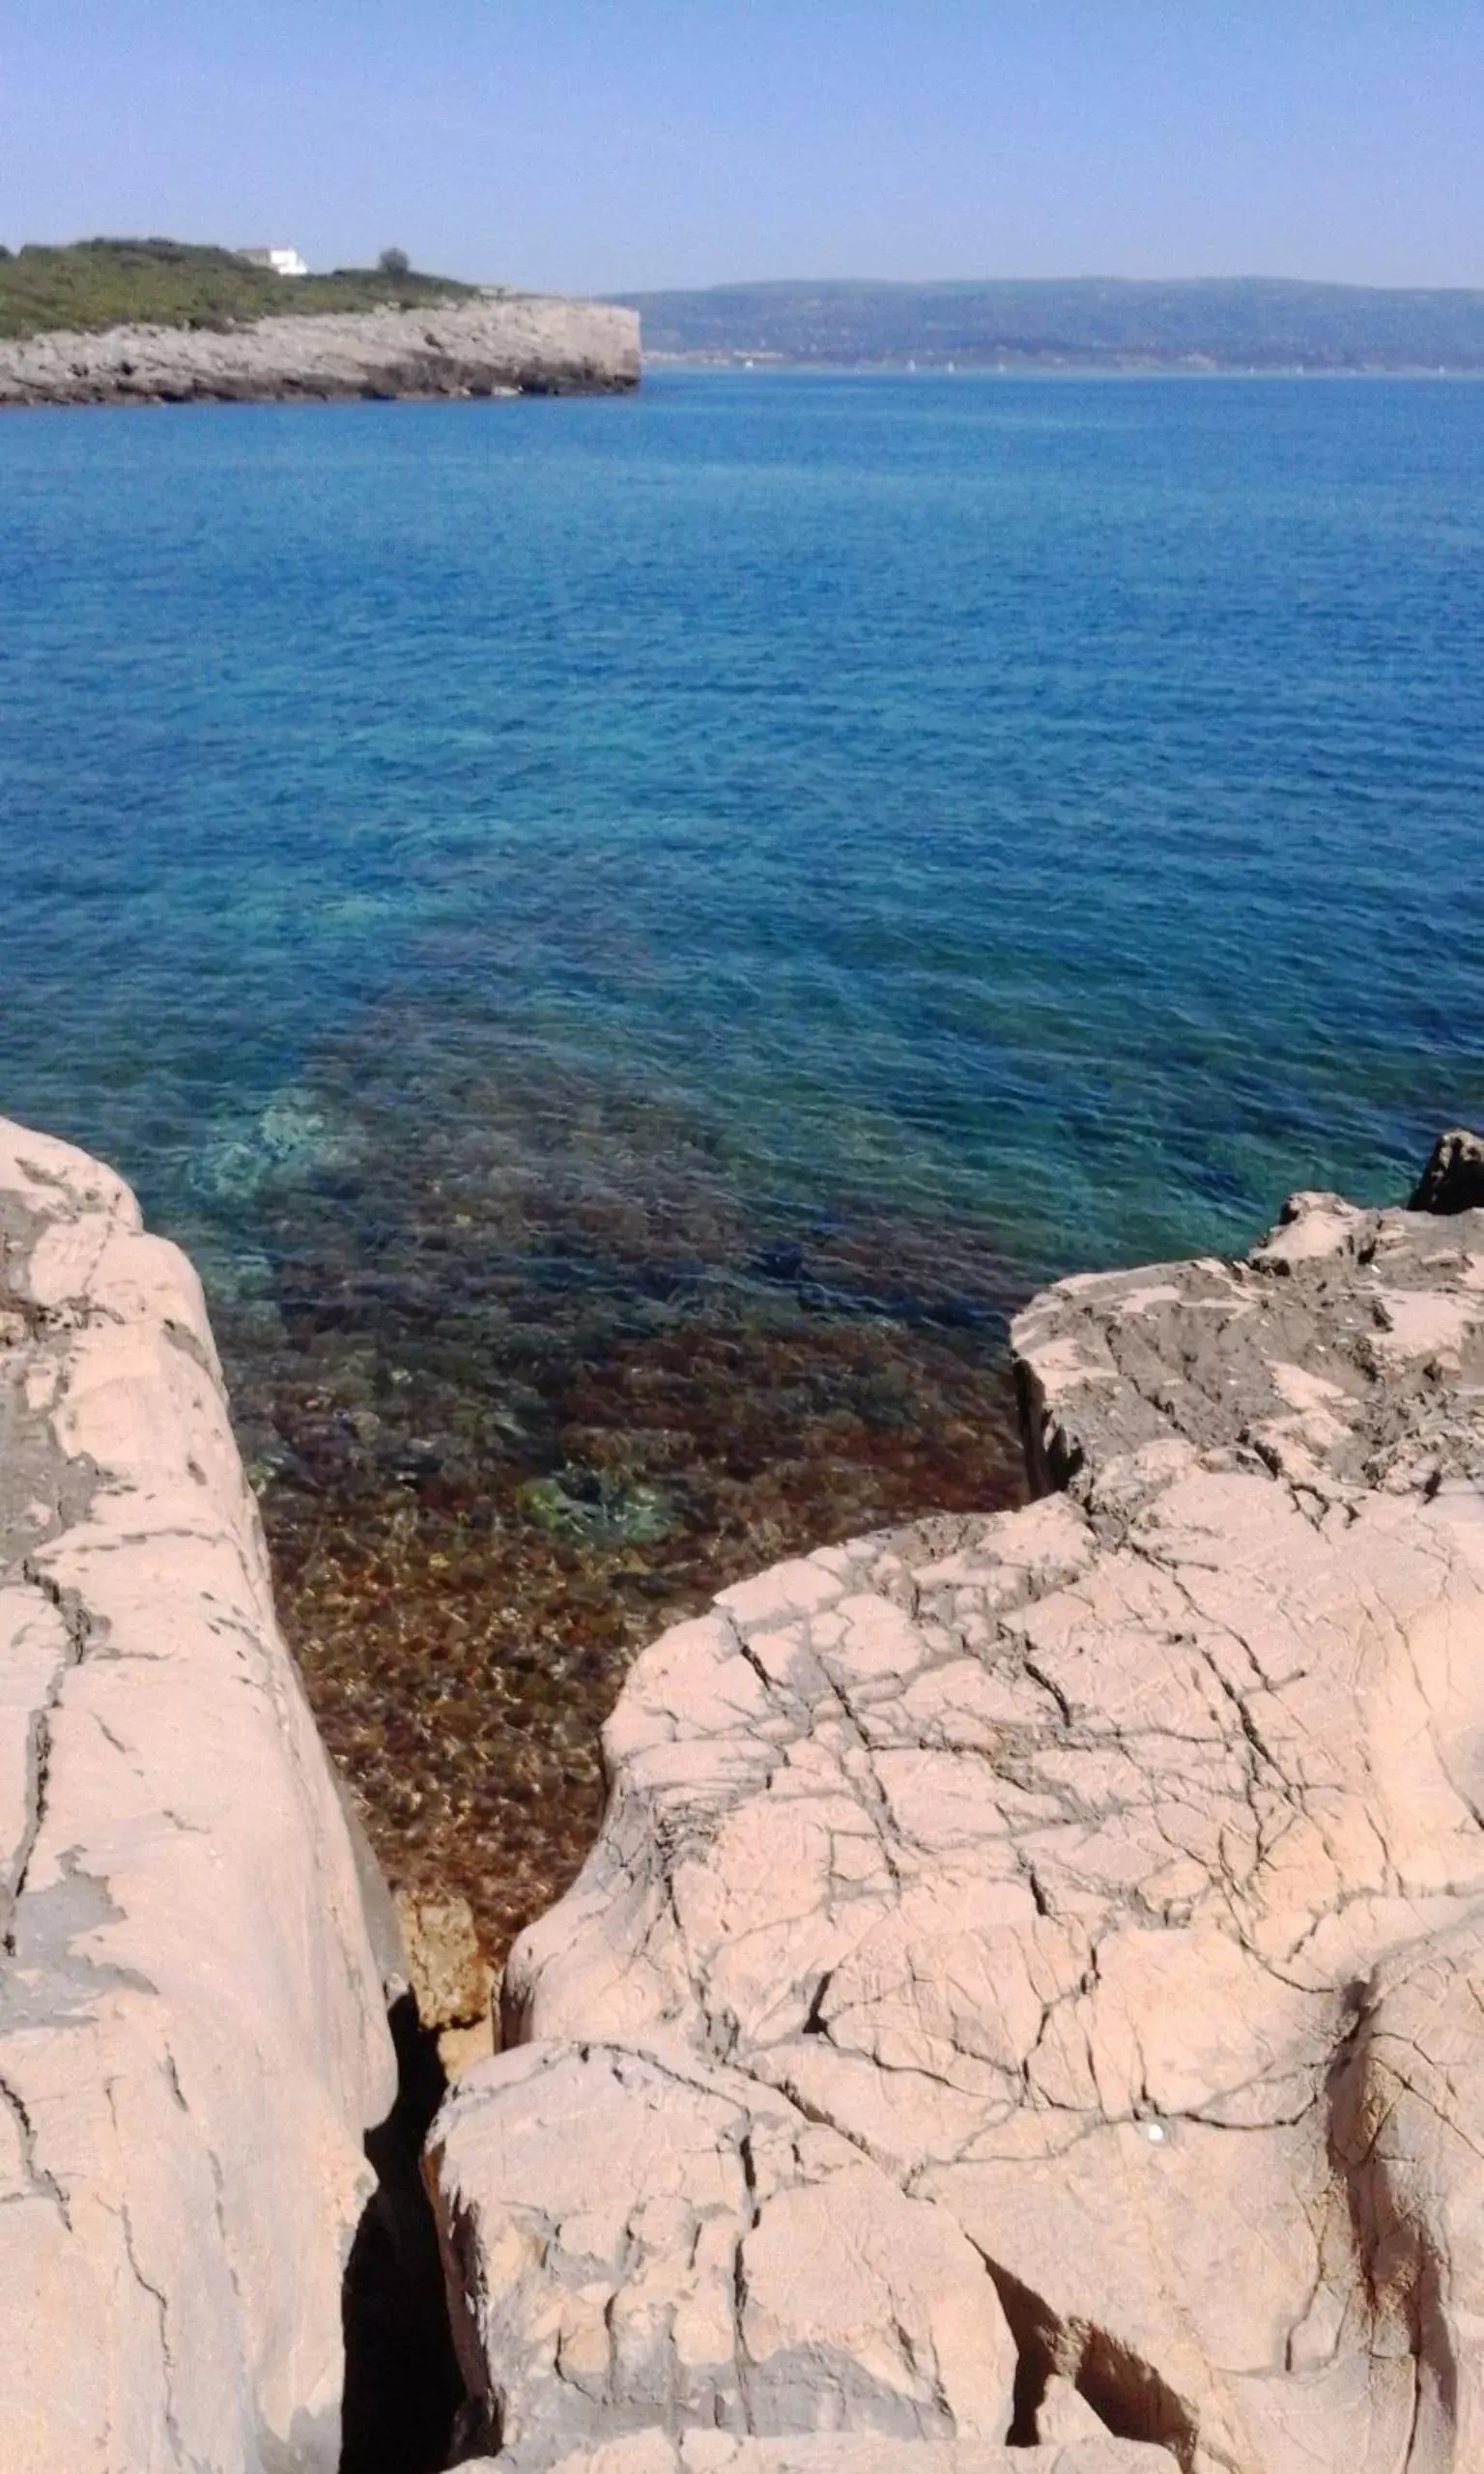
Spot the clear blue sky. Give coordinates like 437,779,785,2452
4,1,1480,294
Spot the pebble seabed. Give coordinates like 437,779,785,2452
200,1047,1027,1970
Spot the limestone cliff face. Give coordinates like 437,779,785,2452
436,1158,1484,2474
0,294,641,406
0,1117,398,2474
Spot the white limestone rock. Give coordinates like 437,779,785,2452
430,2038,1018,2468
442,1168,1484,2474
455,2439,1176,2471
0,1117,397,2474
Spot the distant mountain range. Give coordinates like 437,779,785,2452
605,277,1484,371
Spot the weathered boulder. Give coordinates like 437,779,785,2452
0,292,641,406
436,1170,1484,2473
0,1118,397,2473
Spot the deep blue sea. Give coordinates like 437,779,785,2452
4,372,1482,1934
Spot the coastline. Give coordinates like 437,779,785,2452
642,352,1484,377
0,293,641,407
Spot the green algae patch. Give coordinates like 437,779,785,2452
517,1470,676,1548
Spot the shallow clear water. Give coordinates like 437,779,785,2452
4,372,1481,1945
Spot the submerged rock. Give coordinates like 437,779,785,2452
0,1116,398,2473
434,1156,1484,2474
189,1087,360,1205
517,1467,677,1547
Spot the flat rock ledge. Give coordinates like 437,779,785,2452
0,1118,397,2472
0,293,641,406
454,2441,1175,2471
433,1165,1484,2474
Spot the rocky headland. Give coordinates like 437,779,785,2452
0,294,641,407
4,1109,1483,2472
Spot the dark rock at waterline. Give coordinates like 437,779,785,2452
1411,1126,1484,1215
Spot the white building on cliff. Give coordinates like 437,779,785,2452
240,245,309,278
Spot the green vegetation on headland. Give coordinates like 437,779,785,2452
608,275,1484,371
0,237,474,341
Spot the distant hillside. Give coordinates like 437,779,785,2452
0,238,474,341
608,276,1484,370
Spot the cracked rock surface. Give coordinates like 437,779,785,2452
433,1176,1484,2474
0,293,641,405
455,2440,1177,2470
0,1117,397,2473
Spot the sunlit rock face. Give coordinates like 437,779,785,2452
0,1117,397,2474
436,1159,1484,2474
0,295,641,405
453,2438,1180,2471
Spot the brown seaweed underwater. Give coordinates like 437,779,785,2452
190,1043,1026,1973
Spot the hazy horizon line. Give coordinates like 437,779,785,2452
6,240,1483,302
603,270,1484,299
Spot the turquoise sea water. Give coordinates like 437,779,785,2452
4,375,1480,1277
3,376,1484,1286
4,373,1481,1934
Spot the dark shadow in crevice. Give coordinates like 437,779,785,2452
340,1993,471,2474
1075,2324,1200,2470
983,2258,1060,2444
1327,1974,1458,2460
983,2252,1198,2467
